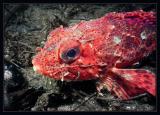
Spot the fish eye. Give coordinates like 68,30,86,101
60,47,80,63
66,49,77,58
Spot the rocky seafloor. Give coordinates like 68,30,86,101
3,4,156,111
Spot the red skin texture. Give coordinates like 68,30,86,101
32,10,156,100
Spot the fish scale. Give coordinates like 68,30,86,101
32,10,156,100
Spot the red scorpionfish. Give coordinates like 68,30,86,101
32,10,156,100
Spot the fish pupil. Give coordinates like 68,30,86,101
67,49,76,58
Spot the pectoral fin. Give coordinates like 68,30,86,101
111,68,156,97
97,68,155,100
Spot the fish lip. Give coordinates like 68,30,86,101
32,65,42,74
33,66,37,72
33,65,41,72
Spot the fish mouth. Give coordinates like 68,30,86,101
32,57,46,75
32,64,76,81
32,54,106,80
33,65,41,73
32,64,102,81
32,57,71,80
32,65,46,75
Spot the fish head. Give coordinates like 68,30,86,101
32,25,101,81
